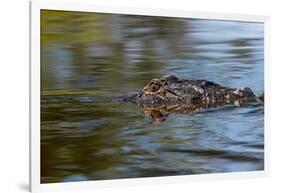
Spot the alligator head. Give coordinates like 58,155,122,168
135,75,204,105
114,75,261,121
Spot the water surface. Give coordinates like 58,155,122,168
41,10,264,183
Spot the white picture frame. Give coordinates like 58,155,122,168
30,0,270,192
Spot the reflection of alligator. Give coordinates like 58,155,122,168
118,75,264,120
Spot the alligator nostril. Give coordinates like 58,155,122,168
137,92,143,98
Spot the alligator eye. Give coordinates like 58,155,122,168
149,83,160,92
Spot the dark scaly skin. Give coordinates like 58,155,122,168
135,75,256,105
117,75,263,120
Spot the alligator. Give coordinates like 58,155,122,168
117,75,264,120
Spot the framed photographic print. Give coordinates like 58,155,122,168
30,0,270,192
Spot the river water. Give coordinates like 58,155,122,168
41,10,264,183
